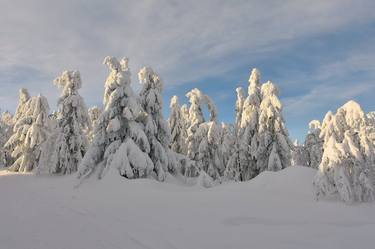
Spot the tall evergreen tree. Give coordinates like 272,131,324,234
78,57,153,180
169,96,185,154
0,111,14,167
225,87,245,181
138,66,173,180
39,70,90,175
5,94,50,172
186,88,205,164
313,101,375,202
220,123,235,173
238,68,262,180
291,140,309,166
256,81,292,172
304,120,323,168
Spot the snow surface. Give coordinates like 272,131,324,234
1,166,374,249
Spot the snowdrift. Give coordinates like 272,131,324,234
0,166,374,249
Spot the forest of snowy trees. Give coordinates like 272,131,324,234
1,56,375,203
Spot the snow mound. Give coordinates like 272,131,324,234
1,166,374,249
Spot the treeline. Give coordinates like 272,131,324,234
0,56,374,203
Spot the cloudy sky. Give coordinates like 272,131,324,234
1,0,374,140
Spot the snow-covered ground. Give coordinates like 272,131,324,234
1,166,374,249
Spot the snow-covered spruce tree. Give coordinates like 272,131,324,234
224,87,246,181
88,106,102,142
184,90,225,181
3,88,31,167
319,111,334,143
237,68,262,180
169,96,185,154
256,81,292,172
170,103,194,176
180,104,190,153
291,140,308,166
313,101,375,202
38,70,90,175
220,123,236,178
138,66,173,181
224,146,241,181
195,121,224,180
78,57,153,180
303,120,323,168
186,88,205,164
5,95,50,172
0,111,14,167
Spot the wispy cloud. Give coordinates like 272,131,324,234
283,39,375,116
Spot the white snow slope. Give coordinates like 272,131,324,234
1,166,374,249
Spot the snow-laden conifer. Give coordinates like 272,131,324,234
313,101,375,202
220,123,235,170
5,94,50,172
220,123,237,180
78,57,153,180
169,96,185,154
237,68,262,180
138,66,172,180
304,120,323,168
0,111,14,167
224,87,246,181
256,81,292,172
38,70,90,175
184,89,225,180
195,121,224,180
186,88,205,163
291,140,308,166
179,104,190,154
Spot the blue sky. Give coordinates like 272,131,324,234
0,0,374,141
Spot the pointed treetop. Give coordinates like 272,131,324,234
138,67,163,93
186,88,204,104
236,87,244,98
247,69,262,98
181,104,189,115
120,57,129,71
309,120,321,133
54,70,82,93
249,68,260,87
170,95,179,108
19,88,30,103
322,111,333,125
103,56,121,71
138,67,153,84
261,80,279,97
338,100,366,128
341,100,362,112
